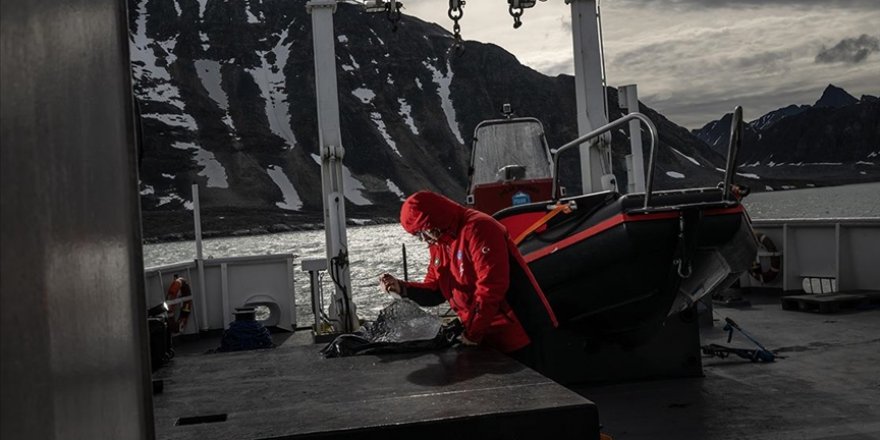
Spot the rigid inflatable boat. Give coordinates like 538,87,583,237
465,108,758,343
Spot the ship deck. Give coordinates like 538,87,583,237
153,333,598,439
573,289,880,440
153,289,879,440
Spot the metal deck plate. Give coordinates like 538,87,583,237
153,344,598,440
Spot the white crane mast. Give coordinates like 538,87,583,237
307,0,358,333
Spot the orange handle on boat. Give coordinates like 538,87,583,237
513,202,572,245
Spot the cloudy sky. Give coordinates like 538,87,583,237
401,0,880,129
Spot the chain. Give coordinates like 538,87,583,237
385,1,402,32
508,4,523,28
448,0,465,50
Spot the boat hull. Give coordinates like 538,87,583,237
496,189,757,343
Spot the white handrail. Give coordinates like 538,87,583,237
552,112,658,207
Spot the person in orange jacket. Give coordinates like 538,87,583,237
166,274,192,333
380,191,557,366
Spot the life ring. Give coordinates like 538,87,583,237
166,275,193,333
749,233,780,283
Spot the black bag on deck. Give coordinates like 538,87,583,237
321,299,463,358
148,317,172,371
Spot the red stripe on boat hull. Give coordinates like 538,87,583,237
523,205,744,263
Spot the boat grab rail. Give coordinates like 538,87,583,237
553,107,745,211
551,112,658,209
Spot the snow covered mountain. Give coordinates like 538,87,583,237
691,85,879,192
694,85,878,156
129,0,782,239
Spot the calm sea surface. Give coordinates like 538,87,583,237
143,182,880,323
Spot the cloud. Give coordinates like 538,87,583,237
815,34,880,64
560,15,571,32
401,0,880,128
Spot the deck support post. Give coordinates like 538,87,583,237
307,0,358,333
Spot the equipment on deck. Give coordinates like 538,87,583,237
701,317,778,362
147,301,174,371
321,299,463,358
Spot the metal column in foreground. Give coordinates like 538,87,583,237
1,0,152,437
569,0,611,194
307,0,358,333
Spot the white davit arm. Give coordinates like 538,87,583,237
307,0,359,333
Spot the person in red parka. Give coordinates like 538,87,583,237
380,191,557,366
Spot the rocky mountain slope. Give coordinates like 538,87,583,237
693,85,879,191
130,0,878,240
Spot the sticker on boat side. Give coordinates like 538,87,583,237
512,191,531,206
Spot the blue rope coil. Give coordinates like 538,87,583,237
218,320,274,352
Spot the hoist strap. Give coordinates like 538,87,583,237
513,203,572,246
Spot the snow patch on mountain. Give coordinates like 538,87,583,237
140,184,155,195
386,179,405,201
248,29,297,149
196,0,207,18
266,165,303,210
369,28,384,45
195,60,227,109
398,98,419,135
162,173,175,179
309,154,372,206
338,34,348,43
414,78,422,90
194,59,236,131
199,31,209,51
352,87,376,104
130,0,187,110
671,147,700,166
370,112,401,156
158,193,193,210
666,171,685,179
157,38,178,65
423,59,463,144
172,142,229,188
792,162,843,166
142,113,198,131
245,0,261,24
347,54,360,70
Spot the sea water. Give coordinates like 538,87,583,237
144,222,430,324
143,182,880,324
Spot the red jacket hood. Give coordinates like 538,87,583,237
400,191,466,237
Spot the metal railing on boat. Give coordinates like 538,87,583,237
552,106,747,211
551,112,658,207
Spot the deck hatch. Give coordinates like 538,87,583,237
175,413,228,426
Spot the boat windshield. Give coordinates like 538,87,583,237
471,120,552,186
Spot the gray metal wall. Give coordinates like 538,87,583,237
0,0,152,438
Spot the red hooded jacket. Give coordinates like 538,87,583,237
400,191,558,353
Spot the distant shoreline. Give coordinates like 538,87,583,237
142,215,397,244
141,180,880,244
